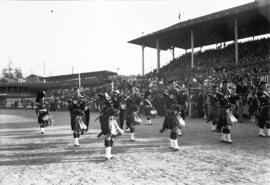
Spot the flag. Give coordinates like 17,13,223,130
178,12,181,21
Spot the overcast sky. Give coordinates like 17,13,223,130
0,0,254,77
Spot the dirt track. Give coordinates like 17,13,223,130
0,109,269,185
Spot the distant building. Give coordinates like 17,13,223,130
25,74,45,83
0,77,17,84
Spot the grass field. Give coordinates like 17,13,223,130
0,109,269,185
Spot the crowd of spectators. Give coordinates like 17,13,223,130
1,38,269,121
149,38,269,84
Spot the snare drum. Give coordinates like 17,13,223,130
150,109,157,115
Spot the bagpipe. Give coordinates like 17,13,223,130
144,99,157,116
96,106,124,137
74,115,87,134
132,110,142,125
108,115,124,136
160,109,185,133
67,94,92,107
226,109,238,125
176,112,186,128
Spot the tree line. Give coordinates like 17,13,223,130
1,61,24,82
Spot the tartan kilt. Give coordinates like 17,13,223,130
259,106,270,123
162,112,179,130
216,108,229,131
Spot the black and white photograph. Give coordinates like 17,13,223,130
0,0,269,184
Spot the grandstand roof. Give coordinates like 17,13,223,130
129,0,270,50
45,70,117,81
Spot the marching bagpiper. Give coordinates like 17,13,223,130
111,90,126,130
68,89,88,147
257,81,270,137
144,90,153,125
160,87,185,150
97,92,124,160
216,87,239,144
35,91,53,134
125,94,142,141
207,85,219,131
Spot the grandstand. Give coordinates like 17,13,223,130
129,0,270,77
0,70,117,98
150,38,270,84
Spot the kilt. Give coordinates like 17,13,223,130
126,104,139,127
162,112,180,130
258,106,270,126
145,106,151,117
99,107,119,136
216,108,229,132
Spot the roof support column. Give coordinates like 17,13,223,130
234,19,239,65
156,39,160,73
142,44,145,76
191,30,194,69
78,73,81,89
172,47,175,61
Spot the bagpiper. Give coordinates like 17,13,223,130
35,91,53,134
216,87,239,144
97,92,124,160
111,90,126,130
68,89,88,147
144,90,153,125
207,85,219,131
126,94,142,141
160,87,185,150
257,81,270,137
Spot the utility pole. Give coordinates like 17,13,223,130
43,62,46,76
